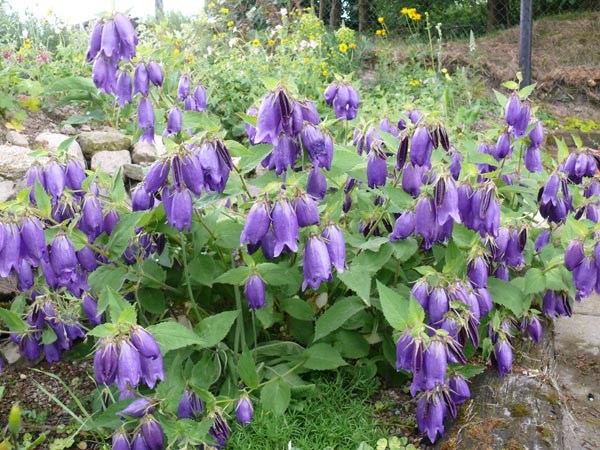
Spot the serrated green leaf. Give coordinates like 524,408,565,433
213,267,251,285
303,343,346,370
260,378,291,416
88,265,127,296
147,321,203,353
190,351,221,389
487,277,525,316
238,346,259,389
314,296,365,342
106,212,144,258
280,298,314,321
338,268,371,305
376,281,424,331
524,268,546,295
33,179,52,217
0,307,28,332
41,327,57,345
195,310,239,348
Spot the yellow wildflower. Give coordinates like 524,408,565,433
378,17,384,23
227,20,234,27
410,11,422,21
220,7,230,14
267,39,275,46
303,56,311,64
409,79,420,86
401,7,409,15
322,70,328,76
375,29,382,36
339,42,348,53
23,39,31,50
173,48,180,56
349,42,356,49
251,39,260,47
175,38,182,47
381,29,387,36
185,55,194,63
208,2,215,8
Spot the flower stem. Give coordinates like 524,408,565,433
180,233,203,323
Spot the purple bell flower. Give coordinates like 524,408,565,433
322,223,346,273
300,100,320,124
193,84,207,111
324,82,338,105
390,211,415,241
147,61,163,87
244,274,266,310
302,235,332,291
307,166,327,201
294,193,319,227
367,150,387,188
572,256,597,299
117,339,142,391
525,145,542,172
410,126,433,167
144,160,170,194
49,234,77,283
240,200,271,246
140,354,165,389
512,103,531,137
415,196,437,248
534,230,551,252
494,339,513,376
467,257,488,288
100,19,118,58
114,12,138,59
131,433,148,450
132,185,155,211
177,74,190,101
141,416,164,450
115,70,133,107
163,188,193,232
137,97,155,143
505,94,521,126
254,92,282,145
528,316,542,343
416,392,446,443
86,20,104,61
177,390,204,419
427,287,449,325
112,430,131,450
44,161,66,200
529,121,544,147
80,195,104,239
82,295,104,326
208,412,230,449
235,396,253,426
104,210,120,235
271,199,299,256
93,339,118,385
64,158,86,191
16,260,33,291
401,162,424,198
449,374,470,405
396,331,422,372
301,124,326,165
20,216,46,264
434,176,460,226
424,338,447,389
411,280,430,310
130,327,161,359
77,245,99,273
165,107,182,136
564,239,584,271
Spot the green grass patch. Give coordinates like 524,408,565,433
227,371,383,450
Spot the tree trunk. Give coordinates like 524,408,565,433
358,0,368,32
155,0,164,19
329,0,341,28
319,0,328,21
487,0,510,29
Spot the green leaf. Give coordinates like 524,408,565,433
238,346,260,389
99,286,132,323
190,351,221,389
338,268,372,305
140,258,166,288
214,221,243,249
454,364,485,379
182,111,221,132
493,89,508,108
333,330,370,359
524,268,546,295
303,343,347,370
195,310,239,348
260,378,291,416
501,80,519,90
376,281,424,331
107,212,144,258
34,179,51,217
313,296,365,342
146,322,203,353
555,137,569,162
258,263,301,288
41,327,57,345
443,239,464,275
280,298,314,321
137,288,166,314
545,267,570,291
518,83,536,100
188,254,219,287
487,277,525,316
354,243,393,272
0,308,28,332
213,267,251,285
390,237,418,262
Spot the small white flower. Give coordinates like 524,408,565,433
309,40,318,49
299,40,308,50
280,8,288,16
22,29,28,39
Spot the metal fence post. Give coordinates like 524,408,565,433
519,0,533,87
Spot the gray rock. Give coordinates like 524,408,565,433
91,150,131,176
0,178,16,202
60,124,77,135
131,136,166,164
35,132,85,162
123,163,145,181
6,130,29,147
0,340,21,365
77,131,133,158
0,145,36,181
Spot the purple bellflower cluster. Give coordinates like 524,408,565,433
111,411,164,450
323,80,359,120
176,74,207,112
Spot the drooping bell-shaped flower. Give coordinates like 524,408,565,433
300,100,320,124
104,210,119,235
494,339,513,376
177,390,204,419
193,84,206,111
163,188,193,232
49,233,77,283
20,216,46,264
111,430,131,450
113,12,138,60
235,396,254,426
254,92,281,145
294,192,319,227
324,82,338,105
240,200,271,247
423,338,447,389
512,103,531,137
63,159,86,192
93,338,119,385
416,392,446,443
80,195,104,239
572,256,597,299
401,162,424,198
302,235,332,291
130,327,161,360
115,70,133,107
411,280,430,310
415,196,437,248
92,57,109,91
505,93,521,126
100,19,118,58
16,260,33,290
82,295,104,326
527,316,542,343
434,176,460,225
534,230,551,252
137,97,155,143
144,160,170,194
244,274,266,310
307,166,327,201
208,412,230,449
390,211,415,241
322,223,346,273
141,416,164,450
165,107,182,136
449,374,470,405
564,239,584,271
367,150,387,188
396,331,421,372
467,256,488,288
525,145,542,173
117,339,142,391
147,61,163,87
177,74,190,101
301,123,325,164
271,199,299,256
140,353,164,389
132,184,155,212
427,287,449,325
86,20,104,61
44,161,66,200
130,433,148,450
529,121,544,147
410,126,433,167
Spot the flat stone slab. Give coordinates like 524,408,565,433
0,145,36,181
34,132,85,162
131,136,166,164
91,150,132,176
77,131,132,158
6,130,29,147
